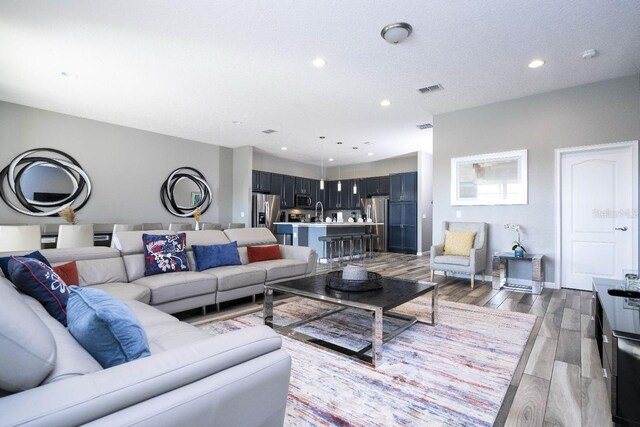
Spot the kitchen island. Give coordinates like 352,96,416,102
274,222,384,261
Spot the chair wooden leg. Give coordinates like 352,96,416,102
430,270,434,281
471,275,475,289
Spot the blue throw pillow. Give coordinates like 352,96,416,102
142,233,189,276
67,286,150,368
0,250,50,278
192,241,242,271
8,256,69,325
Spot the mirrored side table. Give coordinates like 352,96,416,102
492,252,544,294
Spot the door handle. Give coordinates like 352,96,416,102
615,226,628,231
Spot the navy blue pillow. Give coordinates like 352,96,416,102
142,233,189,276
67,286,150,368
0,250,50,278
192,241,242,271
8,256,69,325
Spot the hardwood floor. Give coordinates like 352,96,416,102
183,252,612,427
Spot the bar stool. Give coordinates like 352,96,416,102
351,234,365,263
318,235,339,269
340,235,354,265
363,234,378,259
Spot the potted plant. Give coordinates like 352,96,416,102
505,223,526,258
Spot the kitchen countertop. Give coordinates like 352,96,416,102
274,222,383,227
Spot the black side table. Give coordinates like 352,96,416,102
492,252,544,294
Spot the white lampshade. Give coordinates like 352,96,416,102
320,179,324,190
337,180,342,192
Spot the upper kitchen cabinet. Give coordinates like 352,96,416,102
294,177,312,194
270,173,283,199
281,175,295,208
390,172,417,202
252,170,271,193
310,179,320,206
365,176,390,196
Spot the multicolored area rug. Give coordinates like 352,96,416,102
198,296,536,427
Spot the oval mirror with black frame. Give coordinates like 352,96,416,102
161,167,212,217
0,148,92,217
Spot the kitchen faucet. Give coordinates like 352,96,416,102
315,201,324,223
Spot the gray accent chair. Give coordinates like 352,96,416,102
430,221,488,288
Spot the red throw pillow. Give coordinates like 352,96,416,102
247,245,282,263
53,261,80,286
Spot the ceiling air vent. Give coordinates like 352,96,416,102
417,123,433,130
417,84,443,94
261,129,277,134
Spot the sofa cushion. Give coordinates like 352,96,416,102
252,259,309,282
204,264,267,291
90,282,151,304
193,241,241,271
8,257,70,326
433,255,471,266
0,280,56,392
143,233,190,276
144,321,212,353
20,295,102,385
247,244,282,263
52,261,79,286
133,271,217,305
0,250,50,278
124,299,179,329
76,257,129,285
67,287,151,368
113,230,229,255
443,230,477,257
224,228,278,247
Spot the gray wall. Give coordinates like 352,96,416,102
325,153,417,180
253,150,322,179
0,101,233,226
232,146,253,226
418,151,433,254
432,74,640,285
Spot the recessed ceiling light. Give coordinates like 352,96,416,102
582,49,598,59
380,100,391,107
232,121,242,125
61,72,78,78
368,152,373,156
312,58,327,67
328,158,334,162
281,147,287,151
528,59,545,69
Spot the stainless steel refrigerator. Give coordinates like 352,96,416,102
252,193,280,232
360,196,389,252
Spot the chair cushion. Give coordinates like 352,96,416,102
133,271,216,305
433,255,471,266
0,280,56,392
143,233,190,276
247,245,282,263
252,259,309,281
192,241,241,271
90,282,151,304
0,250,50,278
8,257,70,326
52,261,79,286
67,286,150,368
443,230,477,256
204,264,267,291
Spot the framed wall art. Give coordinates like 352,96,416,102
451,149,528,206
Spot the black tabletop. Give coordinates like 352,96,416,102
268,273,435,311
593,278,640,340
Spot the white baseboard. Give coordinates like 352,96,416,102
433,272,557,289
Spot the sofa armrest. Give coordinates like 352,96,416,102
280,245,317,275
0,326,287,427
469,247,486,273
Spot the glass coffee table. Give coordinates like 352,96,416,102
264,274,438,367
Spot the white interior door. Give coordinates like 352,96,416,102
561,144,637,290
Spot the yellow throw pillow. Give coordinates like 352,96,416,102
443,230,477,256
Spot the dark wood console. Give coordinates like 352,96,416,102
592,278,640,426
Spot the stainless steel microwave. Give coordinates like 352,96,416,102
295,194,312,208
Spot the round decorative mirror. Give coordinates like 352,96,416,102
0,148,92,216
160,167,211,217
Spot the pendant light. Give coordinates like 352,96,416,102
319,140,325,190
352,162,358,194
337,165,342,192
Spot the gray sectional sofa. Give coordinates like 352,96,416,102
0,228,317,426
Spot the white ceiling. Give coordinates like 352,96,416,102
1,1,639,166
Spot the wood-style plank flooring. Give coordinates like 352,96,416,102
183,252,612,427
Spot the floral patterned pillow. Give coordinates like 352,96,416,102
143,233,189,276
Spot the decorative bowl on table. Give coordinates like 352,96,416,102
325,265,383,292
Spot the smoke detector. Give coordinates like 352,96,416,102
381,22,413,44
